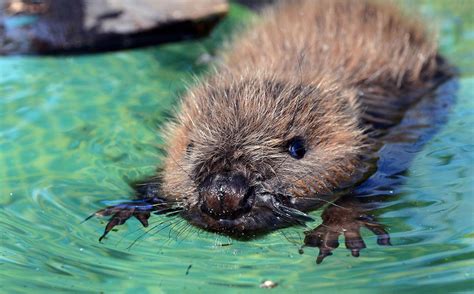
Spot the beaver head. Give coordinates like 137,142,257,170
160,73,367,238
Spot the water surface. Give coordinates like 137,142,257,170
1,2,473,293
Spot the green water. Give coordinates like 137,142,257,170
1,2,473,293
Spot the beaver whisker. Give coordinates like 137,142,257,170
277,205,314,225
279,230,304,246
118,216,180,245
153,207,184,216
180,224,198,244
286,195,349,210
255,178,350,212
153,220,179,239
118,216,179,246
174,221,194,243
276,190,349,210
126,217,179,250
257,185,349,211
167,218,188,241
171,218,189,240
258,193,314,226
263,166,352,210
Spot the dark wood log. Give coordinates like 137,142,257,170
0,0,228,55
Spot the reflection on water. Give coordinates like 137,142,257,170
1,2,473,293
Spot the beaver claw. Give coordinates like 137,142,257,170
84,197,177,242
303,200,391,264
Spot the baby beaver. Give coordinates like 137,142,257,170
90,0,453,263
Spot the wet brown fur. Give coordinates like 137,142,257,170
157,0,450,234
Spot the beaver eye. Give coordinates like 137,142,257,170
288,137,306,159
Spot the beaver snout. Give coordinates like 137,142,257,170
199,172,254,220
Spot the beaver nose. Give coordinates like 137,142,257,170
199,172,253,220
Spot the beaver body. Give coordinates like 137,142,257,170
94,0,452,261
160,0,448,234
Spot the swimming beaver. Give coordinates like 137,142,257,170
90,0,453,263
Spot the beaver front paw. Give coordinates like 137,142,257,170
302,199,391,264
84,196,179,242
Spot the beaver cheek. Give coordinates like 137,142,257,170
198,172,251,220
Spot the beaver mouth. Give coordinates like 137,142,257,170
182,192,316,239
